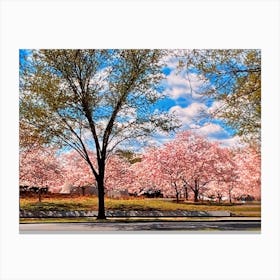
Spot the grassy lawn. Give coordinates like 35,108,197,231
20,196,261,217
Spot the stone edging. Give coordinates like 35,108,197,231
20,210,231,218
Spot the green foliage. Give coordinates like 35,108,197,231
178,49,261,144
19,49,178,165
115,149,141,164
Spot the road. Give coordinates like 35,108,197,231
20,220,261,232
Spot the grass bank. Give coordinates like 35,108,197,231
20,196,261,217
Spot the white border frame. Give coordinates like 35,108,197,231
1,1,279,279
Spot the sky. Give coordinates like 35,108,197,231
19,49,242,151
149,54,241,148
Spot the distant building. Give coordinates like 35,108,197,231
106,189,129,198
60,184,98,195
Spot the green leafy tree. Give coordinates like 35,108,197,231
20,49,177,219
178,49,261,144
115,149,141,164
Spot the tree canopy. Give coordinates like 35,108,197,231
178,49,261,144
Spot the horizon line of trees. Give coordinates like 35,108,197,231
20,130,261,203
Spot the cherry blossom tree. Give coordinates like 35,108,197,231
129,132,232,202
127,148,164,197
154,144,185,202
19,146,63,201
60,150,96,195
128,131,247,203
104,154,133,194
204,145,261,203
208,146,238,203
232,146,261,200
173,132,220,202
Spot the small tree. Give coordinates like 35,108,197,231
155,143,185,203
19,146,63,202
174,132,219,202
211,147,238,203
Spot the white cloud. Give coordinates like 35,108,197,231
217,136,243,148
207,100,226,116
195,122,224,136
164,70,209,100
169,102,241,147
169,102,207,125
193,123,243,148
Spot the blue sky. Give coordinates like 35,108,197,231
149,56,240,148
19,49,241,149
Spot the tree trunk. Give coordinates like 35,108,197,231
81,186,85,196
38,188,42,203
229,190,232,204
176,191,179,203
184,186,188,201
173,182,179,203
193,180,199,202
194,190,199,202
97,177,106,220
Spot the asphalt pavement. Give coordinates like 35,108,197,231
20,219,261,233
